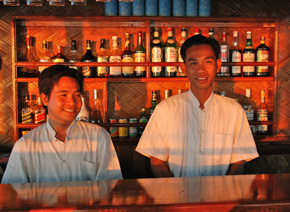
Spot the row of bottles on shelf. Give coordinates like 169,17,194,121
221,89,269,135
20,27,271,78
21,95,46,124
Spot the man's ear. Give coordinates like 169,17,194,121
180,63,186,75
40,93,48,106
216,58,222,74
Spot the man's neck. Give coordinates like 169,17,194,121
191,88,212,110
48,119,72,142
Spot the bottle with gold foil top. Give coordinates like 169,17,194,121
35,96,46,123
122,33,134,77
81,40,96,78
134,31,146,77
97,39,109,77
256,36,270,76
219,31,230,77
257,90,268,134
243,31,255,77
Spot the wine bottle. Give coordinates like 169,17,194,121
52,45,66,62
109,36,122,77
68,40,81,72
230,31,242,77
243,31,255,77
81,40,96,78
97,39,109,77
134,31,146,77
257,90,268,134
122,33,134,77
256,36,270,76
90,89,103,124
164,27,178,77
151,28,164,77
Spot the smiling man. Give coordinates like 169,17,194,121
2,65,122,184
136,34,259,178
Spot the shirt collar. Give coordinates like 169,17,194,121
45,119,77,140
187,89,214,110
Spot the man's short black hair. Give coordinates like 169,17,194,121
180,34,220,63
38,65,84,100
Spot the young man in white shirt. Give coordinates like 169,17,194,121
2,65,122,184
136,34,259,178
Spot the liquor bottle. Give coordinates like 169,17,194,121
30,94,38,117
35,96,46,124
151,28,164,77
243,31,255,77
90,89,103,124
21,95,33,123
256,36,270,76
178,28,187,77
230,31,242,77
138,108,148,136
220,91,226,96
219,31,230,77
39,40,52,74
97,39,109,77
257,90,268,134
242,88,255,134
52,45,66,62
76,95,90,122
109,36,122,77
134,31,146,77
81,40,96,78
68,40,80,71
208,28,214,38
164,89,169,99
149,90,158,117
25,35,39,77
164,27,178,77
122,33,134,77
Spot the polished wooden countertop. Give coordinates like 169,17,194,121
1,174,290,211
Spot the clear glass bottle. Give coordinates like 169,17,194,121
21,95,34,123
138,108,148,136
256,36,270,77
219,31,230,77
178,28,187,77
90,89,103,124
230,31,242,77
39,40,52,74
81,40,96,78
97,39,109,77
164,27,178,77
122,33,134,77
68,40,80,71
52,45,66,62
109,36,122,77
164,89,169,99
76,95,90,123
34,96,46,123
242,88,256,134
257,90,268,134
149,90,158,117
134,31,146,77
25,35,39,77
151,28,164,77
243,31,255,77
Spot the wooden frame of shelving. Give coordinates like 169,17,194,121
12,16,279,148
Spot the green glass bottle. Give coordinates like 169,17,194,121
134,31,146,77
149,90,158,117
164,27,178,77
151,28,164,77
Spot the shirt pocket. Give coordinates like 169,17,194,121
81,160,97,181
212,133,234,164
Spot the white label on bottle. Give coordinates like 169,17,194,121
220,66,229,74
243,52,255,73
134,52,146,72
231,51,242,74
97,56,108,76
109,56,121,76
257,109,268,132
165,47,177,73
220,44,229,62
152,47,162,73
122,56,134,74
256,50,269,73
243,105,254,120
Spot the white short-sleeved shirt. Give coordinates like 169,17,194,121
136,90,259,177
1,120,123,184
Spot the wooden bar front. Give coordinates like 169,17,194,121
1,174,290,211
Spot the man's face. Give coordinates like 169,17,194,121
41,76,82,126
181,44,221,94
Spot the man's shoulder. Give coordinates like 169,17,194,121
214,93,243,110
76,121,110,137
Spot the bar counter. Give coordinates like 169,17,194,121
1,174,290,211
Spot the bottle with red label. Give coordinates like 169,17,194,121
219,31,230,77
35,97,46,123
256,36,270,76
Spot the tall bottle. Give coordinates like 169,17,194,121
243,31,255,77
257,90,268,134
25,35,39,77
52,45,66,62
151,28,164,77
76,95,90,122
39,40,52,74
34,96,46,124
134,31,146,77
256,36,270,76
109,36,122,77
81,40,96,78
90,89,103,124
230,31,242,77
122,33,134,77
21,95,33,123
164,27,178,77
242,89,255,134
149,90,158,117
178,28,187,77
97,39,109,77
219,31,230,77
68,40,81,71
138,108,148,136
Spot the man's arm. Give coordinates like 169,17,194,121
226,160,245,175
150,156,173,178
